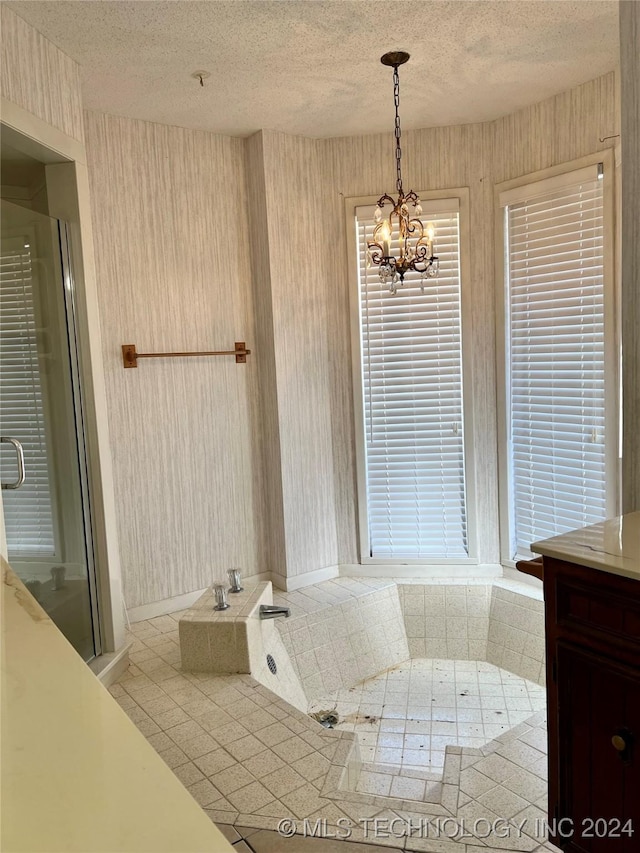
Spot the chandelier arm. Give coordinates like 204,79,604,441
376,193,396,209
406,217,425,235
413,244,430,265
367,243,386,265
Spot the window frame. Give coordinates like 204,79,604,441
495,150,619,568
346,187,478,566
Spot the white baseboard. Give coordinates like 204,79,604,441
271,564,340,591
339,563,503,580
89,642,131,688
127,572,272,622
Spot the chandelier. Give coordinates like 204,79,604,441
368,51,439,294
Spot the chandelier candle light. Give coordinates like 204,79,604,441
368,51,439,294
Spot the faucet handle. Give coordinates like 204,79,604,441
213,584,230,611
227,568,243,593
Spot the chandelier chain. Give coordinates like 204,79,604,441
393,65,403,195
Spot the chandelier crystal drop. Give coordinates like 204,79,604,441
367,51,439,294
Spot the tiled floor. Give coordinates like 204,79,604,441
312,659,546,777
115,606,562,851
218,824,414,852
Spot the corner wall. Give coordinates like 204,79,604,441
258,130,339,586
84,112,264,609
244,132,287,579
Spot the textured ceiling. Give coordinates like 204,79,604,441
7,0,619,138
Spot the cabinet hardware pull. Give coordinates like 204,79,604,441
612,734,627,752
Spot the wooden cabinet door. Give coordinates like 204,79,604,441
554,642,640,852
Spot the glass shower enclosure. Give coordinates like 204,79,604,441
0,199,100,661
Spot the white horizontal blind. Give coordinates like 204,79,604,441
356,205,467,558
0,234,56,556
504,166,607,558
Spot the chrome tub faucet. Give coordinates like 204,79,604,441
259,604,291,619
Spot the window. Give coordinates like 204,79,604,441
499,159,615,561
0,233,56,557
349,194,472,562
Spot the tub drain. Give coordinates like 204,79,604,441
266,654,277,674
310,710,339,728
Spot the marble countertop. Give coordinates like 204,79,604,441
1,560,233,853
531,511,640,581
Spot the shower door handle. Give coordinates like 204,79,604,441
1,437,26,489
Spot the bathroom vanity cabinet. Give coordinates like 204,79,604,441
531,513,640,852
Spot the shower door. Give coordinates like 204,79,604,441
0,199,100,661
